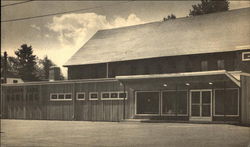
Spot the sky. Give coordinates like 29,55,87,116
1,0,250,77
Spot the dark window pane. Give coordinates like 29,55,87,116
225,89,238,115
191,105,200,116
110,93,118,98
217,60,225,70
136,92,159,114
202,105,211,116
51,94,57,99
201,60,208,71
162,91,187,115
77,93,84,99
202,91,211,104
90,93,98,99
215,90,224,115
119,93,127,98
191,92,200,104
58,94,64,99
65,94,72,99
102,93,110,99
178,91,188,114
162,91,177,114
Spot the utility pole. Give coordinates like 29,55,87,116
3,51,7,83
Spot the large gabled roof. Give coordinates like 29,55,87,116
64,7,250,67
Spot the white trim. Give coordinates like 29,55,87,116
242,51,250,61
161,90,188,116
89,92,98,101
64,93,72,100
50,93,72,101
101,91,128,100
190,89,212,121
135,91,161,116
213,88,239,117
76,92,85,100
225,72,241,87
116,70,227,80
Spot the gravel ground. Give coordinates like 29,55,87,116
1,119,250,147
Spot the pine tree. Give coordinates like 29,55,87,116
189,0,229,16
15,44,38,81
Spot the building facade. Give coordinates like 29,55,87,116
1,8,250,124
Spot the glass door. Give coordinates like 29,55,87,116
190,90,212,121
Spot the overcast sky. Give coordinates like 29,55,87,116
1,1,250,77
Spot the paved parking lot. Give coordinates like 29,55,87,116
1,119,250,147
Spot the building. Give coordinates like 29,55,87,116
1,8,250,124
1,77,24,84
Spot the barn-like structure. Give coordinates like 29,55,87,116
1,8,250,124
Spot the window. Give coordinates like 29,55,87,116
111,92,118,98
201,60,208,71
50,94,57,100
65,93,72,100
50,93,72,101
119,92,127,99
101,92,110,99
13,80,18,83
89,92,98,100
217,60,225,70
101,91,127,100
242,52,250,61
58,94,64,99
76,92,85,100
162,91,188,115
214,89,239,116
136,91,160,114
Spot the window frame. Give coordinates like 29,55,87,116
76,92,85,100
101,91,128,100
242,51,250,61
89,92,98,101
50,93,72,101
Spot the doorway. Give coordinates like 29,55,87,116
190,90,212,121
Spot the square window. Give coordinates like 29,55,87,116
51,94,57,100
111,92,118,98
58,94,64,99
119,92,127,98
102,93,110,99
90,93,98,100
77,93,85,100
65,94,72,99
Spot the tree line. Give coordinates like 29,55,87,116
163,0,229,21
1,44,64,82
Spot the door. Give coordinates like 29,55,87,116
136,91,160,115
190,90,212,121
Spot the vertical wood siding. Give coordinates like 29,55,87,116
1,80,133,122
241,75,250,125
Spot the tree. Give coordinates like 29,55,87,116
163,14,176,21
15,44,38,81
39,56,55,80
189,0,229,16
1,54,19,78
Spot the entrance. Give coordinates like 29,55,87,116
190,90,212,121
